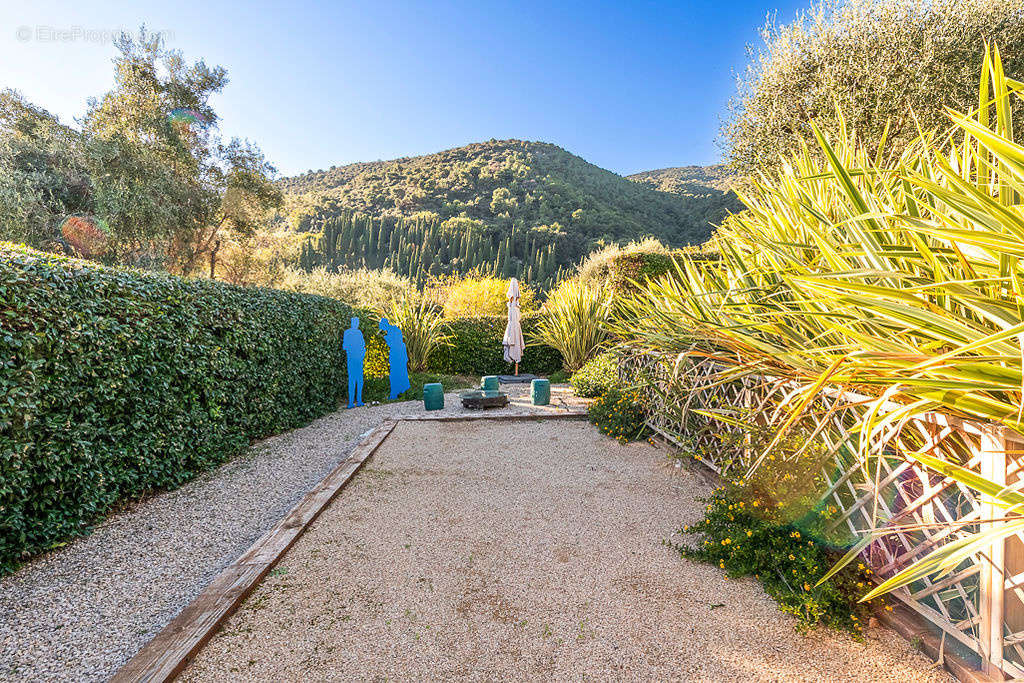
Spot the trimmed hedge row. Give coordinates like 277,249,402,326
427,315,563,376
0,245,379,573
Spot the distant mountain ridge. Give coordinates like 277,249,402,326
626,164,736,195
278,140,741,286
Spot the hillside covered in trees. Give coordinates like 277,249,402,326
279,140,736,288
626,164,736,194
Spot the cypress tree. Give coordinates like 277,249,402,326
376,221,387,267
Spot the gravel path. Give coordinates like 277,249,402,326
1,384,584,682
181,419,951,682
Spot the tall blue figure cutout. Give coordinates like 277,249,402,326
379,317,410,400
343,317,365,408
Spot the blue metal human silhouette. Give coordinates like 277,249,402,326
379,317,410,400
342,317,365,408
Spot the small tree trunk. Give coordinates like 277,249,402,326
209,240,221,279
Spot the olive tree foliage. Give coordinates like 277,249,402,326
0,29,281,273
84,30,282,274
0,89,194,267
0,92,91,248
722,0,1024,174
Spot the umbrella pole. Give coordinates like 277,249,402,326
515,362,519,376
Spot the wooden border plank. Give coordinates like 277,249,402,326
878,605,1002,683
111,419,397,683
398,410,587,422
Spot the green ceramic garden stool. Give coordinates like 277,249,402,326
423,382,444,411
481,375,500,392
531,378,550,406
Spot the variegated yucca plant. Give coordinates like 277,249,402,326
531,278,610,372
613,45,1024,599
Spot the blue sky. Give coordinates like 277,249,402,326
0,0,806,177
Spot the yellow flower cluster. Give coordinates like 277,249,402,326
593,388,646,443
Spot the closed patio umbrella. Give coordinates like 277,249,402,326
503,277,525,374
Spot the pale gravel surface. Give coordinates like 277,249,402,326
181,419,951,682
1,384,584,682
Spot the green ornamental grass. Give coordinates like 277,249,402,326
530,279,609,372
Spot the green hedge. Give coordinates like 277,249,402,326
427,315,563,376
0,245,381,573
609,251,675,294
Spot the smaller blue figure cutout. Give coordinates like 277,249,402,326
342,317,365,408
379,317,410,400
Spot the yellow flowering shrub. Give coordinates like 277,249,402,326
588,386,649,443
678,481,882,635
441,276,538,318
364,333,389,379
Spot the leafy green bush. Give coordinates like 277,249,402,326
679,482,882,635
570,352,618,397
0,244,379,574
427,315,562,376
588,387,649,443
577,238,673,291
608,251,674,294
678,434,881,634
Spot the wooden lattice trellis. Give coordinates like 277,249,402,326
621,351,1024,678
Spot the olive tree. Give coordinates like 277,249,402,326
722,0,1024,174
83,29,281,274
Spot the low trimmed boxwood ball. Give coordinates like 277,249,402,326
570,352,617,398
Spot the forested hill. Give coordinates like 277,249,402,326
626,164,736,195
281,140,737,247
279,140,740,288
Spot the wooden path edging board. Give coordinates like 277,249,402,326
878,606,1002,683
398,409,587,422
111,419,398,683
111,409,588,683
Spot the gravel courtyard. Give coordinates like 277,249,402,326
180,419,950,682
0,385,584,682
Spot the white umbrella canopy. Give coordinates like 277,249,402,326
503,277,525,371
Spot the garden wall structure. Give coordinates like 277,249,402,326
621,352,1024,679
